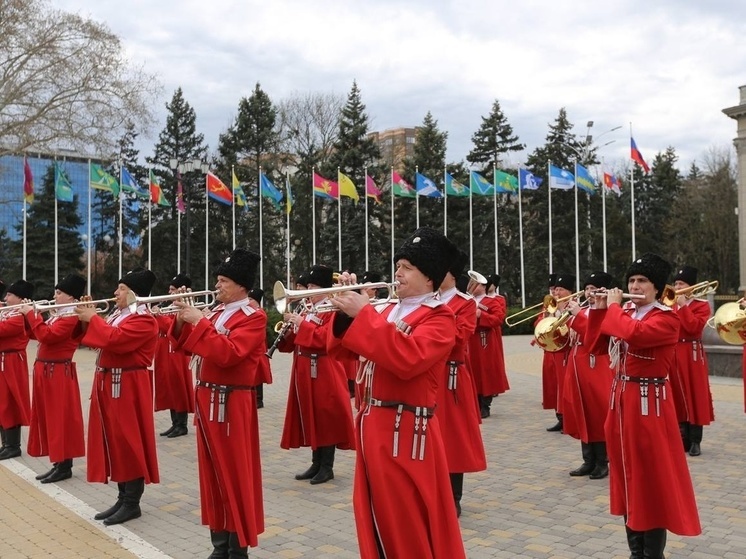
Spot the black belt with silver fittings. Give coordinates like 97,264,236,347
96,366,144,399
297,349,326,378
366,398,436,461
197,380,256,425
447,360,463,392
614,375,667,416
38,358,72,378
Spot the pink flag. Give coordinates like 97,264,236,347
365,176,382,204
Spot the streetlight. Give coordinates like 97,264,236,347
169,157,209,274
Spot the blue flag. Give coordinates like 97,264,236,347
121,167,149,199
575,164,597,195
548,164,574,190
260,173,283,208
519,168,543,190
54,163,74,202
470,171,495,195
415,172,442,198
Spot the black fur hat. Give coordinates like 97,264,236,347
393,227,451,291
361,270,383,284
307,265,334,288
248,288,264,305
119,268,156,297
548,273,558,288
0,279,5,299
169,273,192,289
56,273,86,299
447,247,469,279
296,272,310,288
486,273,501,290
456,273,470,294
6,279,34,300
583,271,613,290
626,253,672,298
673,265,697,286
555,274,576,292
215,248,259,290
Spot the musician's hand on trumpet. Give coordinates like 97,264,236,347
74,295,98,323
566,298,584,316
17,298,35,316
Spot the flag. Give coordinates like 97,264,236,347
260,173,284,208
338,171,360,202
415,172,443,198
365,176,382,203
470,171,494,195
176,171,186,214
285,178,294,215
23,157,34,203
445,172,469,197
519,168,543,190
603,172,622,195
494,169,518,193
575,164,597,195
313,172,338,199
149,169,171,207
630,137,650,173
89,163,120,197
207,172,232,205
548,164,574,190
232,169,247,208
392,171,415,198
54,163,74,202
121,167,148,199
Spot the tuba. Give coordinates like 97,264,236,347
533,312,572,352
708,301,746,345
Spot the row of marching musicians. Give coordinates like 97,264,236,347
525,254,712,559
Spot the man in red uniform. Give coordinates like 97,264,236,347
22,274,86,482
278,264,356,485
669,265,714,457
329,227,466,559
75,268,160,526
594,253,701,559
0,279,34,460
248,288,271,409
171,248,269,558
154,273,195,438
438,246,486,517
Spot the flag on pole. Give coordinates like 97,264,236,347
54,163,74,202
548,164,574,190
121,167,148,198
176,171,186,214
232,169,247,208
445,172,469,196
575,164,597,195
149,169,171,207
519,168,543,190
23,157,34,203
494,169,518,193
313,172,339,199
260,173,284,207
207,172,232,205
365,176,382,203
415,172,443,198
470,171,494,195
285,178,294,214
338,171,360,203
603,172,622,195
90,163,120,197
630,137,650,173
392,171,416,198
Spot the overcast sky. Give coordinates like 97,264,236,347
56,0,746,173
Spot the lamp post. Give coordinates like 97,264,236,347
168,157,209,275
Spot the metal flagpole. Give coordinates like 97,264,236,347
390,167,395,280
602,158,608,271
415,166,420,229
147,197,152,270
258,168,264,290
117,161,123,280
547,161,553,274
574,161,580,292
177,170,182,273
443,165,448,236
231,164,236,249
518,171,526,307
629,123,637,260
312,167,316,265
205,172,209,291
286,171,291,288
469,173,473,269
54,159,60,286
88,160,92,293
493,163,498,274
337,168,342,270
364,167,369,269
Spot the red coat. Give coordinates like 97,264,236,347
278,311,355,450
438,291,487,473
153,314,194,413
171,303,269,549
537,310,571,411
671,300,714,425
596,303,701,536
82,309,159,485
0,313,31,428
562,309,613,443
468,294,509,396
25,311,85,461
329,300,465,559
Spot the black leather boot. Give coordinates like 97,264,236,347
36,463,59,481
104,477,144,525
482,395,494,418
0,426,6,453
295,448,321,480
589,442,609,479
207,530,229,559
168,412,189,438
570,442,595,476
94,483,126,520
546,413,563,432
227,532,248,558
625,524,645,559
688,425,702,456
450,472,464,517
479,396,490,418
310,446,335,485
42,459,73,483
643,528,667,559
0,426,21,460
256,383,264,408
161,410,177,437
679,422,691,453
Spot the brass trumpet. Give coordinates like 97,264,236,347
273,281,399,314
134,290,217,312
506,291,584,327
660,280,718,307
589,289,646,300
0,299,52,318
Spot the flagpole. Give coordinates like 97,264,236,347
547,161,553,274
117,162,123,280
286,171,291,288
177,170,182,273
337,168,342,269
148,197,152,270
493,163,498,274
312,167,317,265
602,158,608,271
88,160,93,294
415,166,420,229
390,167,395,280
518,173,526,307
469,173,473,269
258,167,264,289
629,123,637,260
54,160,59,286
364,167,370,269
22,191,27,281
443,165,448,236
231,165,236,249
205,172,209,291
574,161,580,292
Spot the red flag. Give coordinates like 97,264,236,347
630,137,650,173
176,171,186,214
603,172,622,196
313,172,338,199
23,156,34,203
206,172,232,205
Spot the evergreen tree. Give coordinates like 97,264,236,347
634,147,681,256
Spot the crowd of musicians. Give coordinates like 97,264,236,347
0,227,739,558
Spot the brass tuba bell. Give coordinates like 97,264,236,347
709,301,746,345
534,312,572,352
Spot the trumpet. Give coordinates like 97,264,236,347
134,290,217,310
33,298,114,314
466,270,487,295
273,281,399,314
660,280,718,307
0,299,52,318
589,289,646,300
506,291,584,327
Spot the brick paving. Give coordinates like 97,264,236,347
1,335,744,558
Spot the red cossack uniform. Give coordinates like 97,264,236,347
468,294,509,397
595,303,701,535
170,302,270,549
0,313,31,428
25,310,85,461
329,299,466,559
278,310,355,450
439,289,486,473
671,300,714,425
153,314,194,413
82,307,160,485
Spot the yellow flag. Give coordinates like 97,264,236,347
338,171,360,203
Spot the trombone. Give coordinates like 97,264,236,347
505,291,584,327
273,280,399,314
660,281,718,307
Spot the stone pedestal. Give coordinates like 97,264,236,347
723,85,746,292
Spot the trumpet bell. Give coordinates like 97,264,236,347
273,280,398,314
534,315,570,352
710,302,746,345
